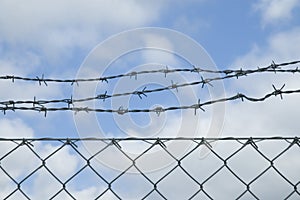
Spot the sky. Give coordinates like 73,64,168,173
0,0,300,199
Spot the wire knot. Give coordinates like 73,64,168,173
73,107,89,114
163,66,169,78
110,139,122,149
170,80,178,92
65,96,73,108
199,137,212,149
65,138,78,148
133,87,147,99
244,137,258,149
100,78,108,83
128,71,138,80
117,106,128,115
235,68,247,79
71,80,79,86
192,99,205,115
201,76,213,88
153,106,164,116
36,74,48,86
272,84,285,99
192,65,202,73
154,138,166,149
270,60,280,73
237,93,245,101
96,91,110,101
38,106,48,117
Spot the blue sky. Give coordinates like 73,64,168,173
0,0,299,138
1,0,300,199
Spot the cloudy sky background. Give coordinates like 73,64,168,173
1,0,300,199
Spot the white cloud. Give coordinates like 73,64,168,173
0,118,34,138
254,0,300,25
224,27,300,136
141,34,178,65
0,0,167,63
234,27,300,67
0,52,40,76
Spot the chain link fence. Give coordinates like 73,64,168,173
0,137,299,199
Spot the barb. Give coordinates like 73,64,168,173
0,85,299,116
1,60,300,110
0,60,300,85
1,60,300,108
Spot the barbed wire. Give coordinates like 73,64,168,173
0,60,299,86
1,62,300,108
0,137,299,199
0,84,298,116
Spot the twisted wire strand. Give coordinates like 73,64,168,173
0,136,297,142
0,60,299,85
0,85,298,116
1,63,300,107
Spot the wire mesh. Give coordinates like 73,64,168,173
0,137,299,199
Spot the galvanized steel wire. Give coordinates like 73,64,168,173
0,137,299,199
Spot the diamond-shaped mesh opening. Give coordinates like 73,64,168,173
227,145,270,183
93,144,133,173
158,167,199,199
112,168,154,199
251,168,293,199
67,167,107,199
17,166,43,198
136,161,177,185
135,144,175,174
22,167,62,199
181,145,224,183
0,145,40,183
88,158,120,183
41,144,84,183
204,168,245,199
274,144,300,183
